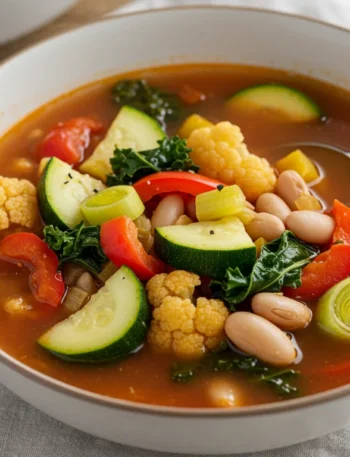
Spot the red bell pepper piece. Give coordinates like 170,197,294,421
37,117,103,165
332,199,350,244
0,233,65,307
133,171,223,203
284,244,350,301
101,216,164,281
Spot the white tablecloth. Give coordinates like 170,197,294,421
1,1,349,456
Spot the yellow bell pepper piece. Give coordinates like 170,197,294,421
178,114,213,139
276,149,319,183
254,237,267,257
295,193,322,211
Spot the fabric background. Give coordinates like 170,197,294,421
0,1,349,456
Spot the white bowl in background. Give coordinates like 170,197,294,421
0,0,76,44
0,7,349,455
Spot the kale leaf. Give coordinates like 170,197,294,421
107,136,198,186
44,222,108,275
210,231,319,311
171,355,300,396
170,363,197,383
112,79,181,126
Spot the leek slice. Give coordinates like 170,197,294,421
316,277,350,340
195,185,246,222
81,186,144,225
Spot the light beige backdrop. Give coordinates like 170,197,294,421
0,0,129,62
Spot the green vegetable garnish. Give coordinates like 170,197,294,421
112,79,181,126
170,355,300,396
171,363,197,383
211,231,319,311
44,222,108,275
316,276,350,340
107,136,198,186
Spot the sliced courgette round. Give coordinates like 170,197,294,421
80,105,166,181
154,217,256,279
227,83,323,122
38,157,105,229
38,266,150,362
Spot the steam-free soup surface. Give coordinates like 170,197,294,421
0,65,349,407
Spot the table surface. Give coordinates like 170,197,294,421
0,1,349,456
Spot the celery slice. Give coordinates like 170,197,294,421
195,185,246,222
81,186,144,225
316,277,350,340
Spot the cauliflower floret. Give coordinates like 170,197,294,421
195,297,229,337
235,154,277,202
172,331,205,358
153,297,196,333
0,176,37,230
188,121,276,201
146,270,200,308
148,320,172,351
188,122,246,183
146,272,228,358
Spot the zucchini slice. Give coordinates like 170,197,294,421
80,105,166,181
227,84,322,122
155,217,256,279
38,266,150,363
38,157,105,229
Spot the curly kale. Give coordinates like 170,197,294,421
112,79,181,126
210,231,319,311
170,355,300,396
43,222,107,275
107,136,198,186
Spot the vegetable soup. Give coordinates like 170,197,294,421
0,64,349,408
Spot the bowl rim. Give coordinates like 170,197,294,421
0,5,349,418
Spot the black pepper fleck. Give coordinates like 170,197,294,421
93,189,98,193
216,184,224,191
64,181,69,184
68,173,73,179
122,277,125,280
210,230,215,235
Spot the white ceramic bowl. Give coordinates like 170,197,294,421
0,7,349,455
0,0,76,44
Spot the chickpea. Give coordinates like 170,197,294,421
276,170,309,210
225,312,297,366
252,293,312,331
246,212,285,242
151,194,185,233
256,193,291,223
286,211,335,244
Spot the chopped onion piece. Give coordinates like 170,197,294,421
64,286,89,313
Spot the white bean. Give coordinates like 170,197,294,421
185,197,197,221
276,170,309,210
286,211,335,244
256,193,291,223
252,293,312,331
246,212,285,242
207,378,241,408
225,312,297,366
151,194,185,232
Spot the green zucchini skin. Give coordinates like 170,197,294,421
227,83,323,122
154,218,256,279
38,266,150,363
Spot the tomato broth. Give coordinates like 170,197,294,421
0,64,349,408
